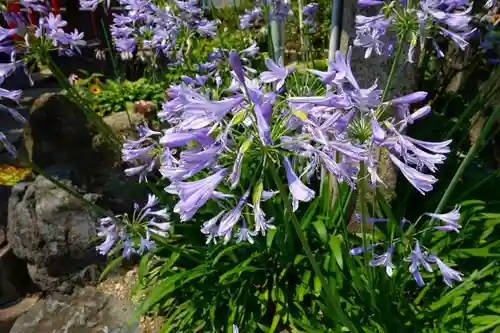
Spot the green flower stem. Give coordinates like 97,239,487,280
431,105,500,223
269,164,359,333
358,163,373,283
100,18,121,81
381,36,406,103
335,181,354,249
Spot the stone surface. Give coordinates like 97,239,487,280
102,110,144,140
90,168,148,217
23,93,98,174
8,287,141,333
0,294,40,333
6,176,105,293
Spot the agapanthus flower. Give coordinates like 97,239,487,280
197,19,218,37
353,0,476,60
167,168,229,222
425,205,461,232
119,46,451,248
283,156,315,211
101,0,215,65
355,212,388,223
79,0,111,10
36,13,87,53
269,0,293,20
96,194,171,257
407,240,434,286
349,242,383,256
299,47,450,194
235,220,258,244
240,41,260,59
123,124,162,182
370,246,396,277
303,3,320,31
428,254,464,287
260,58,296,91
253,190,276,235
240,7,262,29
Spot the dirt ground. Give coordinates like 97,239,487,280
96,267,163,333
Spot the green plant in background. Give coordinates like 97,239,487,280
90,78,165,117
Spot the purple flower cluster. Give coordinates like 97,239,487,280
270,0,293,20
0,2,85,158
240,7,263,29
96,194,171,257
79,0,111,11
239,0,292,30
119,39,452,246
303,3,320,32
355,0,476,61
35,13,86,56
101,0,218,62
351,206,463,287
291,46,451,195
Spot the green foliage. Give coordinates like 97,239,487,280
75,76,166,116
109,172,500,333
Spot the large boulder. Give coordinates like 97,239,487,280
24,93,94,169
8,286,141,333
23,93,122,179
6,175,105,293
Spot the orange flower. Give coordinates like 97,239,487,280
89,84,102,94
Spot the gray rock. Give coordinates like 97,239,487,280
102,111,144,140
90,169,148,217
23,93,120,180
6,176,106,293
23,93,96,172
9,287,141,333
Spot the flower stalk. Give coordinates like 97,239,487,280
381,36,407,102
